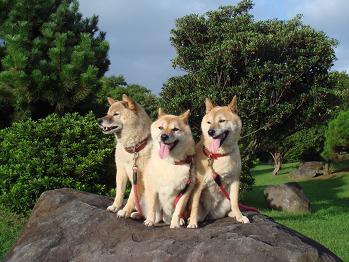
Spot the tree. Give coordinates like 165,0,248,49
330,71,349,110
161,0,337,182
96,75,159,119
283,124,327,162
322,109,349,161
0,0,109,121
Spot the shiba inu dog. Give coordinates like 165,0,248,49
187,96,250,228
98,94,152,219
143,109,195,228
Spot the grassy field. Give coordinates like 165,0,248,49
244,163,349,261
0,206,27,260
1,163,348,260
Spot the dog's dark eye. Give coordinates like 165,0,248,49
113,113,119,116
158,126,164,130
219,119,226,123
207,121,211,124
172,127,179,132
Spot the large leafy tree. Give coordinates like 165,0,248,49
161,0,337,183
0,0,109,120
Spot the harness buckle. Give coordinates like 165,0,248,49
208,157,213,167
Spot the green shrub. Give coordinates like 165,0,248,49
284,125,327,162
322,109,349,161
0,112,115,213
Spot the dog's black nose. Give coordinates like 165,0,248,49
97,118,103,125
161,134,169,142
208,129,215,137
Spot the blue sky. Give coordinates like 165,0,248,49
79,0,349,94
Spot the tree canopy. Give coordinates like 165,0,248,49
161,0,338,180
0,0,110,121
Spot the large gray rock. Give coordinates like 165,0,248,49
4,188,341,262
290,161,329,179
264,182,311,213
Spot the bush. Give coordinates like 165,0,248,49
0,112,115,213
322,109,349,161
283,125,327,162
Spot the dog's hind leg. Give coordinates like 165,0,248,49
107,163,128,213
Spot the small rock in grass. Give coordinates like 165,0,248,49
264,182,311,213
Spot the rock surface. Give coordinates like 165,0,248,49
4,188,341,262
264,182,311,213
290,161,329,178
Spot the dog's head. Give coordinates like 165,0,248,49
201,96,242,152
98,94,139,135
151,108,193,159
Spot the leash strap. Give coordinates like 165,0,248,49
206,148,259,213
132,151,143,217
172,157,193,219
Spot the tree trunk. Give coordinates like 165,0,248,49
270,152,282,176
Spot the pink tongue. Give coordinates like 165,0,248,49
210,138,221,154
159,143,171,159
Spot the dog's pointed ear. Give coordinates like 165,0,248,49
228,95,238,112
179,109,190,123
122,94,136,111
107,97,116,106
205,98,215,113
158,108,166,118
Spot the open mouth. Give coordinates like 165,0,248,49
100,125,119,133
162,140,178,150
213,130,229,146
159,140,178,159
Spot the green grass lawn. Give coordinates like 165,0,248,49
244,163,349,261
0,206,27,260
1,163,348,260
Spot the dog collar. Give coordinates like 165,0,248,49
174,155,193,165
124,136,150,154
202,146,230,160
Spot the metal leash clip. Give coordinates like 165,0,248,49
208,157,213,167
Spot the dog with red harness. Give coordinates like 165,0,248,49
187,96,252,228
143,108,195,228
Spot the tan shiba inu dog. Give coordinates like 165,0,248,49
187,96,250,228
143,109,195,228
98,94,152,219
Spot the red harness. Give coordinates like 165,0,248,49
173,155,193,208
125,136,150,217
202,146,259,213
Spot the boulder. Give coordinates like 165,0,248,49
290,161,329,179
4,188,341,262
264,182,310,213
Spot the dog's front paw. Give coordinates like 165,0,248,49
179,218,186,226
187,223,198,229
117,209,131,218
237,215,250,224
228,211,250,224
144,219,154,227
130,212,143,220
170,221,181,229
107,205,119,213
